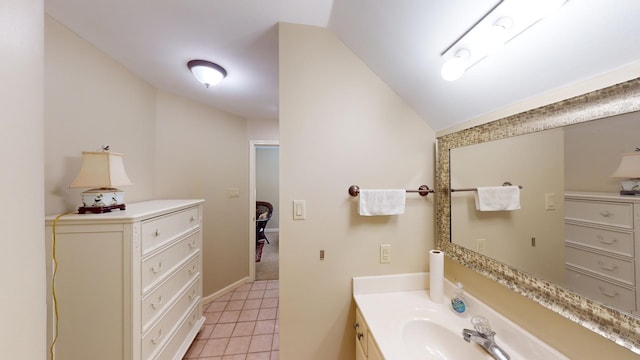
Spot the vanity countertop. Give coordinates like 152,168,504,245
353,272,568,359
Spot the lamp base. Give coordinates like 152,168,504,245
619,190,640,196
78,204,126,214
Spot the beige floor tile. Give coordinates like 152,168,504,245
270,350,279,359
238,309,259,322
231,291,249,301
221,355,246,360
247,290,265,299
257,308,277,321
219,310,241,323
243,299,262,310
253,320,275,335
205,311,222,325
200,338,229,357
271,333,279,350
246,352,270,360
250,282,267,291
232,321,256,337
196,325,214,339
263,289,278,298
260,298,277,309
225,336,251,355
225,300,245,311
211,323,236,338
215,293,233,302
236,283,253,292
248,334,273,353
206,301,227,312
183,339,205,358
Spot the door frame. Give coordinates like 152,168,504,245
249,140,279,280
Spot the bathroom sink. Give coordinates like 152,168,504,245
403,319,488,359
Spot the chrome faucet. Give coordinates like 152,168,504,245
462,316,510,360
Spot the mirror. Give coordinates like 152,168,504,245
436,78,640,354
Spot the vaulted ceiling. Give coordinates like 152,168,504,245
45,0,640,131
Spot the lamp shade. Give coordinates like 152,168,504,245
69,151,133,189
611,152,640,178
187,60,227,87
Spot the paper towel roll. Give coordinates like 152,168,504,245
429,249,444,303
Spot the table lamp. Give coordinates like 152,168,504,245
69,149,133,213
611,151,640,195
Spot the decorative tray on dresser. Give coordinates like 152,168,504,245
45,199,205,360
564,192,639,316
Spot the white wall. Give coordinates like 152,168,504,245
279,23,436,359
1,1,46,359
44,15,249,300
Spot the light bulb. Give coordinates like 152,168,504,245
441,49,470,81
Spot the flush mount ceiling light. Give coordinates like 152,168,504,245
187,59,227,88
440,0,567,81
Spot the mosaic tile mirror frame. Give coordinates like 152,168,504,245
436,77,640,354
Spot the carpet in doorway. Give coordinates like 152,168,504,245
256,240,265,262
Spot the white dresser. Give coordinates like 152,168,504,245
564,192,639,315
45,199,206,360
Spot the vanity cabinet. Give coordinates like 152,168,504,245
564,192,639,315
354,307,384,360
45,200,205,360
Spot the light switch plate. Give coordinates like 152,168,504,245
293,200,306,220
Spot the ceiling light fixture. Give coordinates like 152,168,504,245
187,59,227,88
440,0,567,81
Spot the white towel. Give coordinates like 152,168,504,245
475,186,520,211
359,189,406,216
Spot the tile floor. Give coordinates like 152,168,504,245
183,280,279,360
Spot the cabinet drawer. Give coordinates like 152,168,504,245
565,223,634,257
565,200,633,228
565,246,634,285
154,303,204,360
142,207,200,255
565,267,636,313
142,266,201,333
355,308,368,357
142,276,201,360
142,231,201,293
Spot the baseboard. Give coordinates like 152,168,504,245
202,276,251,305
265,228,279,233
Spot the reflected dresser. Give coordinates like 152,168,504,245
564,192,639,316
45,199,205,360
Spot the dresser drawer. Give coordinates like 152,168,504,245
154,304,204,360
565,223,634,257
142,231,201,293
142,263,201,333
565,199,633,228
565,267,636,313
142,275,201,360
565,246,634,285
142,207,200,255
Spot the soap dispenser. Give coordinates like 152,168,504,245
451,282,468,314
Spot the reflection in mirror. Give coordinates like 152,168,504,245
436,78,640,355
450,112,640,316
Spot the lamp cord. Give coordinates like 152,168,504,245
49,212,73,360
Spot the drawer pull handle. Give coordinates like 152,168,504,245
151,329,163,345
189,289,197,300
353,322,364,340
598,286,619,298
189,240,197,249
599,210,611,217
597,235,617,245
189,314,197,326
598,261,618,272
151,296,163,309
190,216,195,222
188,264,197,275
151,261,163,274
153,229,161,237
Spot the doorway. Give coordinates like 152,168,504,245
249,141,279,280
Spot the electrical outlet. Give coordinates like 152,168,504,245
227,188,240,198
380,244,391,263
476,238,486,253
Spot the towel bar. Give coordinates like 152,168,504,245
348,185,433,197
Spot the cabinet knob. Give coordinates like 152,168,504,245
154,229,161,237
190,216,195,222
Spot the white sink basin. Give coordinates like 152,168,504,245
353,273,568,360
403,319,485,359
